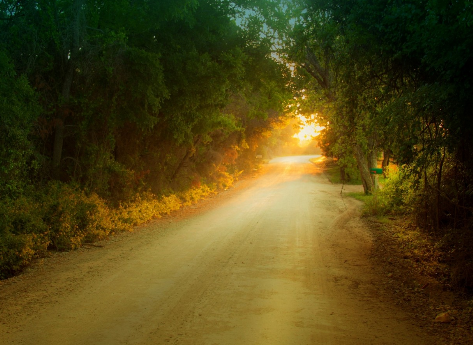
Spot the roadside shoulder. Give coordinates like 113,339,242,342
366,216,473,345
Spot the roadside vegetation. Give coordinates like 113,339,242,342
366,170,473,294
328,159,473,294
2,0,472,306
325,158,473,343
312,158,363,185
292,0,473,295
0,0,298,279
0,182,216,278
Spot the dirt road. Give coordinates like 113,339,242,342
0,156,434,345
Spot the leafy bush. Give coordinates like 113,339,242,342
0,181,218,279
0,51,41,198
116,185,215,228
0,232,39,279
179,185,216,205
362,167,417,216
116,192,181,228
42,182,115,250
0,197,49,279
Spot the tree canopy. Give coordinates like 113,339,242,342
290,0,473,231
0,0,294,199
3,0,473,284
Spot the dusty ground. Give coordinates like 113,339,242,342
365,216,473,345
0,156,440,344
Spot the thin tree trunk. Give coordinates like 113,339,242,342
423,168,431,231
52,0,84,178
52,119,65,176
354,142,374,194
435,147,446,231
340,166,346,183
382,149,391,168
369,147,378,191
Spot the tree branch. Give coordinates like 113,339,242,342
302,63,324,86
306,46,330,89
304,46,336,101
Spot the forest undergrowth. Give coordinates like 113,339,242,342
327,159,473,344
0,178,229,279
344,163,473,294
0,0,297,280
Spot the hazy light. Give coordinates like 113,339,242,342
293,115,325,142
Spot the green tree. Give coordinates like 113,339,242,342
292,0,473,227
0,0,293,199
0,51,41,197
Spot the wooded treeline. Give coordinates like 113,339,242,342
291,0,473,289
3,0,473,289
1,0,293,200
0,0,295,277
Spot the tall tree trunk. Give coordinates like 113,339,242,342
52,119,65,177
340,166,347,183
435,147,446,231
369,147,378,191
52,0,84,178
354,142,374,194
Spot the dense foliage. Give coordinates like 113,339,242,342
0,0,294,278
4,0,471,290
290,0,473,289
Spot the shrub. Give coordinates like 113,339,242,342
42,182,114,250
116,191,180,228
0,197,49,279
0,232,37,279
179,185,216,206
361,167,417,216
115,185,215,227
0,182,217,279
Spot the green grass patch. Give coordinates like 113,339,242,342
346,192,371,203
346,191,390,217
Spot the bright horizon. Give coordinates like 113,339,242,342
293,115,325,143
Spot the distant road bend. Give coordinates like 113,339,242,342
0,155,433,345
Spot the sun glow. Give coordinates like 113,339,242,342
293,115,325,142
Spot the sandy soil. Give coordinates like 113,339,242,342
0,156,436,345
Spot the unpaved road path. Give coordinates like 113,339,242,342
0,156,434,345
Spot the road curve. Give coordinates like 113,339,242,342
0,156,432,345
